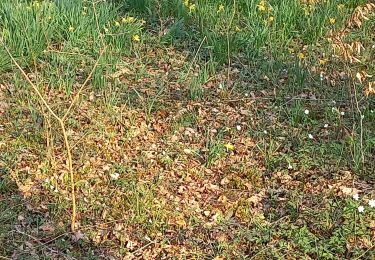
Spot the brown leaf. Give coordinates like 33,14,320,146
72,230,86,242
40,222,55,233
339,186,359,196
364,82,375,97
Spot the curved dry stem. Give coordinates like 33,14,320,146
1,39,78,231
226,0,236,88
0,38,104,232
62,47,106,122
0,39,60,121
59,120,76,231
0,0,107,232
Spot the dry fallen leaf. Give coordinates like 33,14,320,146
348,3,375,28
340,186,360,197
40,222,55,233
364,82,375,96
220,177,230,186
72,230,86,242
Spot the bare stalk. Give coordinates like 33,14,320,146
62,47,105,121
0,38,101,232
226,0,236,88
352,81,365,166
182,36,207,83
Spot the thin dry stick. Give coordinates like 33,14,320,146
226,0,236,88
345,64,365,168
92,0,106,48
2,45,75,230
1,38,102,232
62,47,105,121
43,111,56,182
182,36,207,82
353,244,374,260
352,81,365,165
62,0,107,123
14,229,74,260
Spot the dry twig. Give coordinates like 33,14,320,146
0,37,103,232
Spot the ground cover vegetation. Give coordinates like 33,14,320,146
0,0,374,259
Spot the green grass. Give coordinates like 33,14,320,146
0,0,374,258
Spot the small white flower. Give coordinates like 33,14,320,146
236,125,242,131
304,109,310,115
361,115,364,120
110,172,120,180
308,134,314,139
54,188,59,193
358,205,364,213
288,164,293,170
340,111,345,116
324,123,329,128
245,93,249,97
263,130,268,134
369,199,375,208
352,194,359,200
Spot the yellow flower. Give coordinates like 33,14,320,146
217,4,225,13
258,4,266,12
288,48,294,54
32,1,40,8
224,143,235,151
257,1,267,12
319,58,328,65
68,26,74,32
337,4,345,10
104,27,109,33
189,4,196,13
303,7,310,16
268,16,274,23
329,17,336,24
298,52,305,60
140,19,146,25
184,0,189,8
82,11,87,16
115,21,120,27
235,26,241,32
132,34,140,42
122,16,135,24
